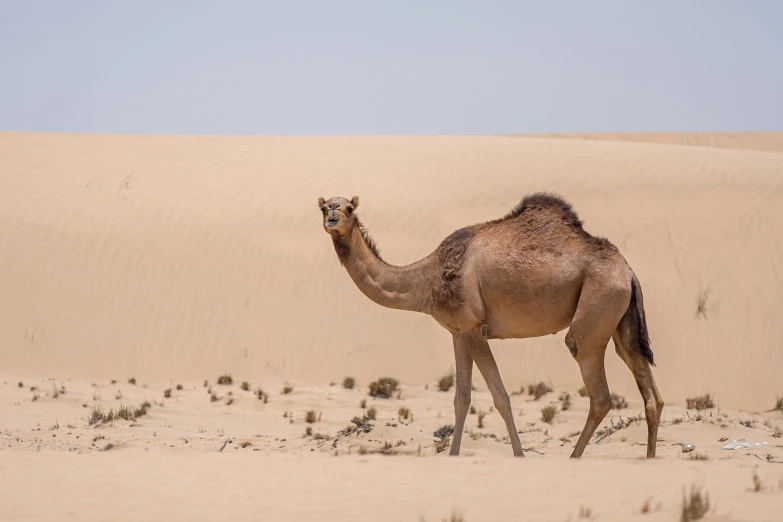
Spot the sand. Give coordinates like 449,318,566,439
1,131,782,521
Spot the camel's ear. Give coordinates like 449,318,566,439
350,196,359,209
318,197,325,209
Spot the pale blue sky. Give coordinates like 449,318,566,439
1,1,781,134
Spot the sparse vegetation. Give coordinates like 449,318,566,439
560,392,571,411
541,405,558,424
686,394,714,410
359,398,367,409
203,379,208,387
282,384,294,394
304,426,313,437
342,377,355,389
176,384,183,391
255,388,269,402
434,424,454,439
435,437,450,453
128,376,136,385
18,381,23,388
696,287,710,319
305,410,318,423
437,371,454,392
398,407,411,421
210,392,219,402
680,484,710,521
689,453,709,461
478,410,486,428
163,388,171,398
528,381,552,400
368,377,399,398
240,381,250,391
773,396,783,412
751,469,763,492
89,402,150,425
469,405,476,414
772,426,782,438
611,393,628,410
239,441,252,448
578,386,588,397
365,407,377,420
217,374,233,385
225,396,234,405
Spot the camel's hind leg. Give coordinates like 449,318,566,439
567,278,630,459
613,310,664,458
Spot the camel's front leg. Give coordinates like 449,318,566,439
449,335,474,456
464,330,524,457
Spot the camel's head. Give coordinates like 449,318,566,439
318,196,359,236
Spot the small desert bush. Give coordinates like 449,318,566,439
469,405,476,414
342,376,355,389
751,469,763,492
163,388,172,398
210,392,219,402
689,453,709,461
686,394,714,410
240,381,249,391
772,426,782,438
528,381,552,400
437,371,454,392
255,388,269,403
360,398,367,409
368,377,399,398
695,287,710,319
478,410,486,428
217,374,233,385
128,376,136,385
560,392,571,411
305,410,317,423
398,407,411,421
578,386,588,397
434,425,454,439
541,405,558,424
773,396,783,412
282,384,293,394
365,406,377,420
611,393,628,410
176,384,183,391
680,484,710,521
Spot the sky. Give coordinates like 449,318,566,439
1,1,781,135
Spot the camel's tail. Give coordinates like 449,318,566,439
630,275,655,366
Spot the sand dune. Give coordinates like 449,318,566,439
2,131,782,521
1,131,782,410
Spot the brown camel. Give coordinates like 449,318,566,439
318,193,663,458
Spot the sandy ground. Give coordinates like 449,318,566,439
1,131,783,520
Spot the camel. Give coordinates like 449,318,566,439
318,193,663,458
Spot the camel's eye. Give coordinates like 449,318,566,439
346,206,354,216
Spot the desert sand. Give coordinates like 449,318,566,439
1,131,782,521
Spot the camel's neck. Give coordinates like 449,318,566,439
332,223,435,314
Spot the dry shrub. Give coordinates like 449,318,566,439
435,438,450,453
437,371,454,392
689,453,709,461
611,393,628,410
541,405,557,424
686,394,714,410
560,392,571,411
163,388,172,398
365,407,377,420
751,469,763,492
772,426,782,438
680,484,710,521
239,441,252,448
305,410,317,423
434,424,454,439
217,374,233,385
368,377,399,398
578,386,588,397
398,407,411,421
282,384,294,394
240,381,250,391
477,410,486,428
210,392,219,402
469,405,476,414
342,377,355,389
528,381,552,400
360,398,367,409
128,376,136,385
255,388,269,403
773,396,783,412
